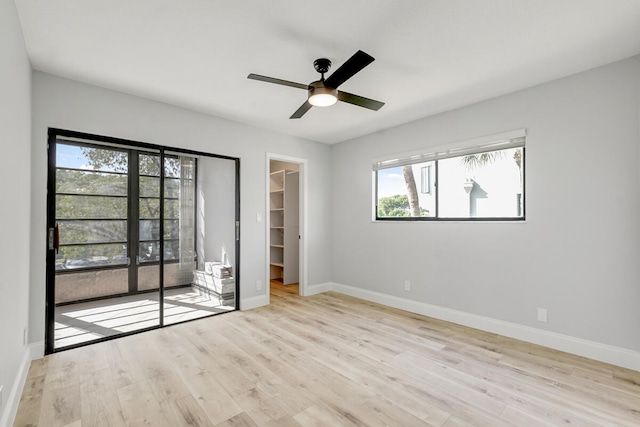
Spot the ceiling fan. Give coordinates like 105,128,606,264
247,50,385,119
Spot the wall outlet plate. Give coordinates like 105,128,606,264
404,280,411,292
537,308,548,323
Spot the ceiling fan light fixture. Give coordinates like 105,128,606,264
308,84,338,107
248,50,384,118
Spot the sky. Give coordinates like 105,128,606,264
56,143,88,169
377,167,407,198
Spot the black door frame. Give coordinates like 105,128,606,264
45,128,241,354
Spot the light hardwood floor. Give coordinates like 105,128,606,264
15,284,640,426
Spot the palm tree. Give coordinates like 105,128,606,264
461,148,522,171
460,150,506,171
402,165,421,217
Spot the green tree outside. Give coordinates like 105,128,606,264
378,194,429,217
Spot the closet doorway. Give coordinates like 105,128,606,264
266,154,306,299
46,129,240,353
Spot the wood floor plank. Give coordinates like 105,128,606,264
181,369,244,424
13,374,45,427
14,283,640,426
116,380,164,422
37,382,81,427
159,394,214,427
80,388,127,427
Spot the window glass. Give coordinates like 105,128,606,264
164,178,180,198
138,199,179,218
377,162,434,218
139,176,160,198
139,219,179,240
376,147,524,220
56,195,127,219
58,220,127,244
54,143,199,273
57,143,128,173
139,240,179,263
55,243,128,270
57,169,127,196
139,153,161,176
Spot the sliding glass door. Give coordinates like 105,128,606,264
46,129,239,353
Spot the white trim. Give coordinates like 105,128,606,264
0,342,42,427
264,154,272,307
305,282,333,296
30,341,45,360
240,294,269,310
330,282,640,372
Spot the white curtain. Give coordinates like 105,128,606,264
178,156,196,274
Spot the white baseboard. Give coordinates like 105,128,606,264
30,341,44,361
240,294,269,310
303,282,333,296
330,282,640,372
0,342,42,427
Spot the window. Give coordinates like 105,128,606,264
55,143,197,270
375,131,525,220
139,154,181,263
56,143,129,270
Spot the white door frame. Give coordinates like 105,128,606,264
265,153,308,302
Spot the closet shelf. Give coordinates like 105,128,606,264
269,168,299,285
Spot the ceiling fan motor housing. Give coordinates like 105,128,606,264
308,80,338,106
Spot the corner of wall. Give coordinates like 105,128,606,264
241,294,269,311
0,345,33,427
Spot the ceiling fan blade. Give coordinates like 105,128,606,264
338,91,385,111
247,73,309,90
324,50,375,89
290,101,313,119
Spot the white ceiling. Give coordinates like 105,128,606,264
14,0,640,144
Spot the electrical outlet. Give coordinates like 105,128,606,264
404,280,411,292
256,280,263,291
537,308,548,323
256,213,262,223
23,327,27,345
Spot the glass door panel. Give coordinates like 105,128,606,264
163,154,237,325
52,142,161,350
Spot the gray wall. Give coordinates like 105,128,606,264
0,0,31,423
331,56,640,352
29,72,333,348
197,156,237,270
